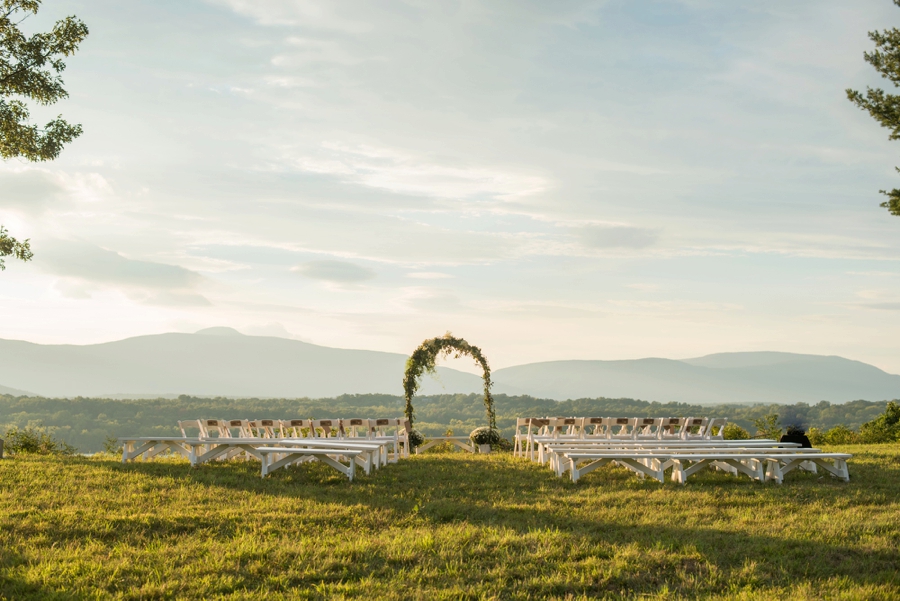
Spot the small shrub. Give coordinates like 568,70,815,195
807,427,825,446
3,426,76,456
859,401,900,444
822,425,860,445
722,423,751,440
102,435,122,455
493,437,514,452
753,414,783,439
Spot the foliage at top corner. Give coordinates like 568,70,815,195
0,224,32,270
402,332,496,430
1,0,89,162
847,0,900,216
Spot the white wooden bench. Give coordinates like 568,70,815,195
257,446,365,480
416,436,474,453
561,449,852,484
119,436,198,462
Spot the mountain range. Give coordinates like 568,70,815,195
0,328,897,404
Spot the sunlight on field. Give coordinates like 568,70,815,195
2,446,899,599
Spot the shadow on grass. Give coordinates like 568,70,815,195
7,452,900,597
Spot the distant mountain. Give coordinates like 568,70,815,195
490,352,900,404
0,331,896,403
0,328,486,398
0,383,34,396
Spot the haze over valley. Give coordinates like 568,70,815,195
1,328,897,404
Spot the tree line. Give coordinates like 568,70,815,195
1,393,898,453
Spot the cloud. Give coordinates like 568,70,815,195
573,224,659,249
38,240,210,306
292,259,375,282
862,302,900,311
407,272,454,280
283,142,549,202
0,168,64,213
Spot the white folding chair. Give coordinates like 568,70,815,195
178,419,207,438
606,417,635,440
311,419,339,438
547,417,580,439
280,419,312,438
704,418,727,440
581,417,607,439
658,418,685,440
341,418,368,438
682,417,708,440
634,417,663,440
248,419,280,438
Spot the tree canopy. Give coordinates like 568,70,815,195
847,0,900,216
1,0,88,161
0,0,87,271
0,225,32,270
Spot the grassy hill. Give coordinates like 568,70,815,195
1,447,898,599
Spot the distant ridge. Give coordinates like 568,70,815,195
0,331,897,404
491,352,900,404
0,330,486,399
0,383,35,397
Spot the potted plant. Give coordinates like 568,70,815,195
470,427,501,454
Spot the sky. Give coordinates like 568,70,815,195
3,0,900,374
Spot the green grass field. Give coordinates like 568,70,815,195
2,445,899,600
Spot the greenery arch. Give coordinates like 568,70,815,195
403,333,496,430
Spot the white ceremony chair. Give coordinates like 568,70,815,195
658,418,685,440
581,418,607,439
311,419,339,438
682,418,708,440
704,418,727,440
178,419,207,438
280,419,312,438
248,419,280,438
342,419,368,438
547,417,580,439
634,417,663,440
606,417,635,440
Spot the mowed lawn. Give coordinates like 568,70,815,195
1,446,899,600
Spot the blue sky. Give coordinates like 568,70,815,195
3,0,900,373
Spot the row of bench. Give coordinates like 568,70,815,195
516,417,852,484
119,417,412,480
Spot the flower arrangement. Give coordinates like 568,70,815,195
469,427,502,446
407,429,425,448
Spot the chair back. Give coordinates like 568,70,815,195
311,419,338,438
547,417,579,438
705,418,727,440
342,418,367,438
634,417,662,440
682,417,707,440
280,419,311,438
201,419,230,438
249,419,279,438
178,419,206,438
223,419,252,438
580,417,607,438
368,418,394,438
605,417,635,439
659,417,684,439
